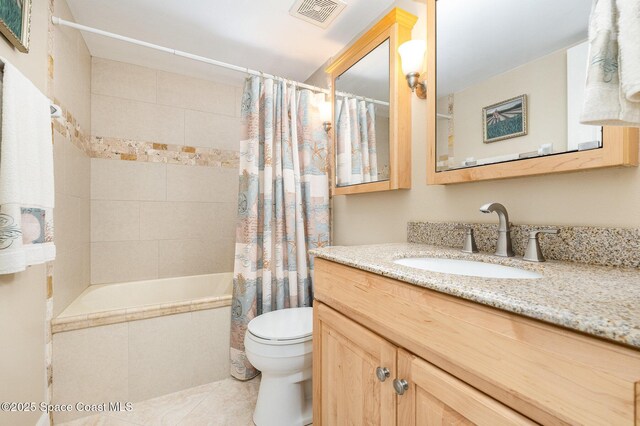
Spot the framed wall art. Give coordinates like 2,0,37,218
0,0,31,53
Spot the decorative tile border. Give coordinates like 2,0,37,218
51,100,92,155
407,221,640,268
50,106,240,169
91,136,240,168
51,295,232,334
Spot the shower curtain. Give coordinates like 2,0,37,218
230,76,330,380
335,97,378,186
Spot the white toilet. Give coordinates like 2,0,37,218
244,307,313,426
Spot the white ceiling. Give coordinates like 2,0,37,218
65,0,397,87
437,0,591,96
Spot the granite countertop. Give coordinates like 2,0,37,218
310,243,640,349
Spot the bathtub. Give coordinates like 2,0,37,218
51,273,234,423
53,272,232,332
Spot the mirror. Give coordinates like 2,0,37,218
334,39,390,187
327,7,416,195
435,0,600,172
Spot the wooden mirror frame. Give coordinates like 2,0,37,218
425,0,639,185
326,8,417,195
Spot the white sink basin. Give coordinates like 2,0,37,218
394,257,543,279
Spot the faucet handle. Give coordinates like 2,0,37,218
455,225,478,254
523,229,559,262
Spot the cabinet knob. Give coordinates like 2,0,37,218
393,378,409,395
375,367,390,382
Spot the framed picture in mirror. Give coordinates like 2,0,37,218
483,94,528,144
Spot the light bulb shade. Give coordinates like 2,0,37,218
319,101,332,123
398,40,426,75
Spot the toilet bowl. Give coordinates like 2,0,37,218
244,307,313,426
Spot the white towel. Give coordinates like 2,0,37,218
0,58,55,275
617,0,640,103
581,0,640,126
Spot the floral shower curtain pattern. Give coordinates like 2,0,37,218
335,97,378,186
230,76,330,380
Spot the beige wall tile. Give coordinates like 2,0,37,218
184,109,240,151
0,265,47,426
64,138,91,199
53,244,90,317
54,193,81,254
128,314,200,401
91,159,166,201
157,239,218,278
91,94,184,144
157,71,237,116
78,198,91,246
191,308,231,383
53,0,92,132
166,165,238,202
52,323,129,423
215,202,238,240
139,202,216,241
53,132,67,196
92,57,157,103
91,241,158,284
92,201,141,242
215,238,236,273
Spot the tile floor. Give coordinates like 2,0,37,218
57,377,260,426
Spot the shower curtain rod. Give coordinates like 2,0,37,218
51,17,330,95
51,16,391,108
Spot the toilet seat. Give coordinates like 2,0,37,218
247,307,313,344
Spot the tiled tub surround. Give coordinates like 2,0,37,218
408,221,640,268
52,273,233,423
310,243,640,348
90,57,242,155
89,57,242,284
90,159,238,284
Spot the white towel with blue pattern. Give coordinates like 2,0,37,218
0,58,55,275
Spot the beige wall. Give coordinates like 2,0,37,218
443,49,567,163
0,1,50,425
90,59,240,283
52,0,92,317
315,1,640,247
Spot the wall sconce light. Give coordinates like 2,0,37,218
319,100,332,133
398,40,426,99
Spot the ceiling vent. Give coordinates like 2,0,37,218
289,0,347,29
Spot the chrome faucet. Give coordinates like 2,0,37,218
479,202,514,257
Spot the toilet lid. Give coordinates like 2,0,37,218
247,307,313,341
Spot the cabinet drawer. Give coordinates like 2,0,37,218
314,258,640,425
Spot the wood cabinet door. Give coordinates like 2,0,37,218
397,349,537,426
313,303,397,425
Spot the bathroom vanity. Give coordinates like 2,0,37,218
311,244,640,425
